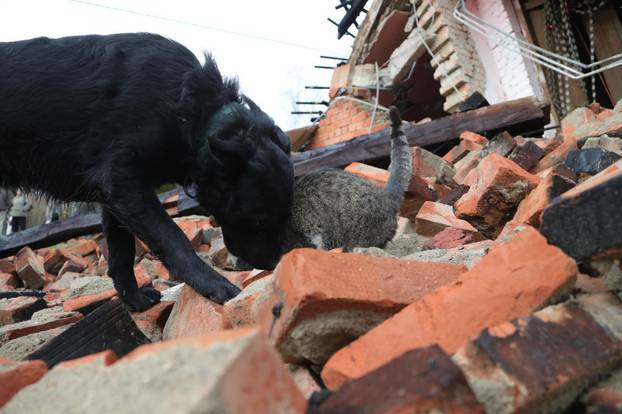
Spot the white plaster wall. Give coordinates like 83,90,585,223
462,0,542,103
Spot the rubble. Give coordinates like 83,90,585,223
1,95,622,411
257,248,467,365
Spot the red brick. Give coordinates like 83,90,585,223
533,136,577,173
0,359,47,407
162,285,225,339
453,151,481,184
0,273,19,290
422,227,482,250
66,238,98,257
259,249,467,365
344,162,388,187
455,153,540,236
415,200,480,237
460,130,488,146
131,301,174,342
443,140,483,164
317,346,482,412
513,171,575,227
0,297,47,326
0,257,14,274
322,227,577,388
223,275,275,329
454,293,622,414
14,247,45,289
411,146,456,185
0,310,81,341
43,247,89,275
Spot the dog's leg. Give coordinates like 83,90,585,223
103,179,241,304
102,209,161,311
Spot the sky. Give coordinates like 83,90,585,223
0,0,355,130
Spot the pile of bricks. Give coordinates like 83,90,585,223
1,101,622,413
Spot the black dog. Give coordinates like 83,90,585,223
0,33,294,310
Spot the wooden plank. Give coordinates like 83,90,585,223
590,3,622,103
292,97,549,175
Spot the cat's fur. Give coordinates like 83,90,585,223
281,107,412,254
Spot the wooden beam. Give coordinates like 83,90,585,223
292,97,549,176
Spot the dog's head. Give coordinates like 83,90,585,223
192,97,293,270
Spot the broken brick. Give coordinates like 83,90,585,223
242,269,273,288
422,227,481,250
453,293,622,414
479,131,516,158
582,135,622,156
43,248,89,275
131,301,174,342
4,328,306,414
223,274,275,329
414,200,480,237
507,140,544,171
317,346,482,413
14,247,45,289
260,248,467,365
66,238,98,257
541,160,622,262
460,130,488,146
0,258,14,275
162,285,225,340
534,136,578,173
322,227,577,388
0,273,18,290
0,358,47,408
443,139,483,164
562,105,622,142
513,172,575,227
0,297,46,326
344,162,388,187
452,151,481,185
455,153,540,236
411,146,455,185
0,308,82,342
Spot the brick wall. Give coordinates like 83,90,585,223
309,99,391,149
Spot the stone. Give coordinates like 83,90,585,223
507,140,544,171
0,297,46,326
317,346,482,413
541,160,622,262
453,293,622,414
4,328,306,414
260,249,467,365
455,153,540,236
414,200,480,237
0,358,47,408
513,172,575,227
322,228,577,388
14,247,45,289
565,148,621,175
163,285,226,340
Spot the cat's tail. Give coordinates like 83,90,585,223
384,106,412,207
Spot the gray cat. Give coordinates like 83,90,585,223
281,107,412,254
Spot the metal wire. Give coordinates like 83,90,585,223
453,0,622,80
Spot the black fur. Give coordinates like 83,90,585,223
0,33,294,310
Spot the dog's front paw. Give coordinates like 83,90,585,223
193,276,241,304
121,286,161,311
